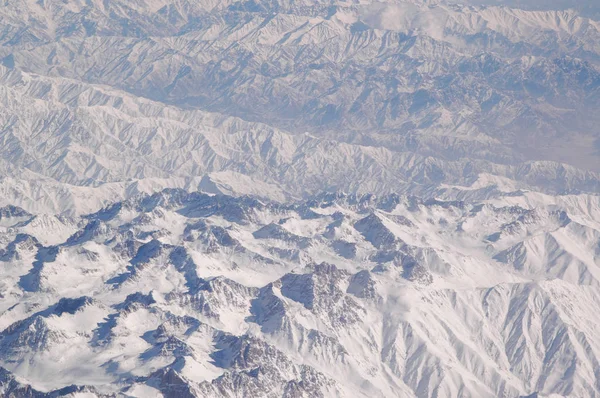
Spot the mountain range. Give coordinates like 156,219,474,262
0,0,599,397
1,189,600,397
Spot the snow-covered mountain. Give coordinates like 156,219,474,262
0,0,599,397
0,0,599,215
1,190,600,397
0,63,598,215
